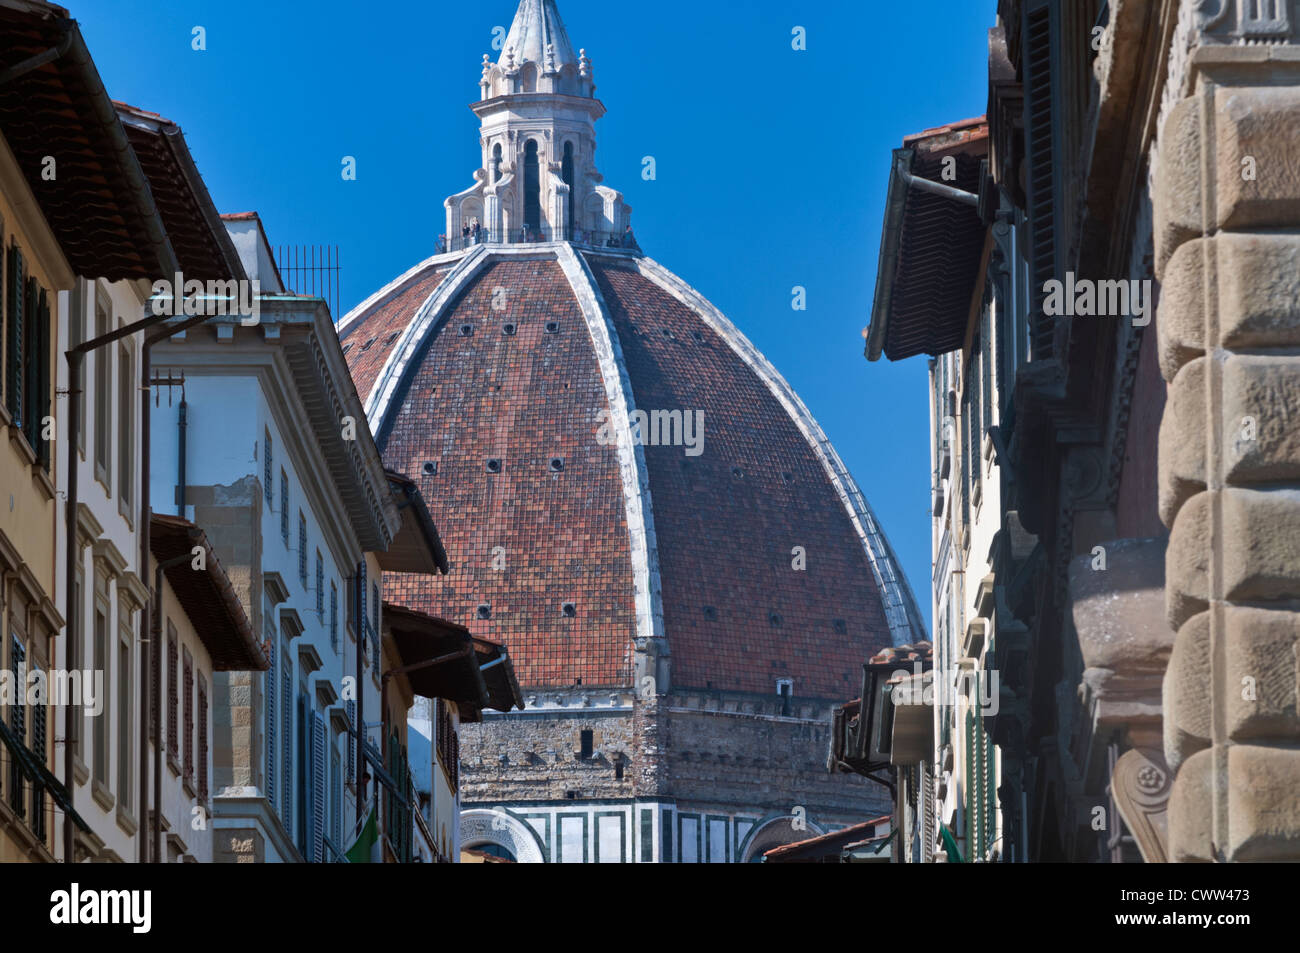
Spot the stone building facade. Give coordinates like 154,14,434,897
861,0,1300,862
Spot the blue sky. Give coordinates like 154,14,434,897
77,0,993,629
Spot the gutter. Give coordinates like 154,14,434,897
865,148,914,363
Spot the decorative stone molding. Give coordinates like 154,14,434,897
460,808,547,863
1111,746,1172,862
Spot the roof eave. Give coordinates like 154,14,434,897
0,5,179,279
865,148,913,363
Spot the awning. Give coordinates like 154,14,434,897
377,470,449,575
762,816,892,864
383,603,523,720
151,514,267,671
383,604,484,703
865,117,989,362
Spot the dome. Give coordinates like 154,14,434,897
340,242,924,698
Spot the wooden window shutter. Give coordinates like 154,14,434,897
1022,0,1060,362
329,584,338,652
4,245,23,421
280,663,292,825
198,677,209,802
311,711,325,862
298,513,307,587
345,699,356,784
29,285,50,466
9,636,26,818
183,650,194,783
167,630,179,762
279,471,289,542
263,428,273,503
265,650,276,810
32,662,46,839
331,745,342,854
965,707,976,857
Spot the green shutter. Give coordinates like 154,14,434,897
5,246,23,421
965,708,976,856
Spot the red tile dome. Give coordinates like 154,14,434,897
341,244,924,698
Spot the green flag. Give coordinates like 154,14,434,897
346,801,378,864
939,824,964,863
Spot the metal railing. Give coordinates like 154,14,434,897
436,225,642,255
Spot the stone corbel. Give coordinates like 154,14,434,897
1110,746,1172,862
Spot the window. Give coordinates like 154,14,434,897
93,605,108,784
198,676,209,802
263,428,273,505
523,139,541,231
93,295,111,485
117,628,131,810
118,342,134,509
298,512,308,587
183,648,194,785
280,469,289,545
329,583,338,652
167,624,179,765
579,729,593,760
3,244,52,467
315,551,324,621
777,678,793,717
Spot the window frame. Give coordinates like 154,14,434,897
93,288,112,492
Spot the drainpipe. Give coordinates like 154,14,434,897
176,397,187,516
151,549,192,862
894,154,980,207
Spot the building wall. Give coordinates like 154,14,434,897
153,578,219,863
459,688,890,862
148,337,382,862
58,276,150,864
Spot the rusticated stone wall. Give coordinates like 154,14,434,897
1156,32,1300,862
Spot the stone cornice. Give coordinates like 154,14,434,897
91,537,129,579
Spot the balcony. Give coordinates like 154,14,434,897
437,224,643,256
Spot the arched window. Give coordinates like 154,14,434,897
492,143,503,183
562,141,575,240
523,139,541,235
